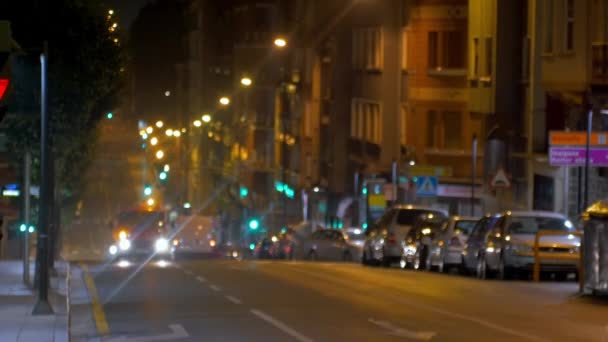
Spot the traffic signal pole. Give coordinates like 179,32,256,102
33,43,52,315
23,151,31,285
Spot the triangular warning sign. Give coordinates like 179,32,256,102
491,168,511,189
419,177,436,193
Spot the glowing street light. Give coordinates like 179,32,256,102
240,77,253,87
155,150,165,160
219,97,230,106
147,198,155,206
274,37,287,48
108,9,114,15
173,130,181,138
163,164,170,172
146,126,153,134
165,129,173,136
193,120,202,127
155,120,164,128
202,114,212,123
150,137,158,146
164,90,171,97
112,23,118,29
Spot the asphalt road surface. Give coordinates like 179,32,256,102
72,259,608,342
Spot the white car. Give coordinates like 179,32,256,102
428,216,478,272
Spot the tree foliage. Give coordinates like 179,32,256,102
0,0,125,199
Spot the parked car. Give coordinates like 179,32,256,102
362,205,448,266
254,237,276,259
343,227,366,260
296,229,353,261
428,216,478,272
461,214,501,275
400,213,448,270
463,211,580,279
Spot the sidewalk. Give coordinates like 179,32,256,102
0,260,68,342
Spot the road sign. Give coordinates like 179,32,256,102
415,176,438,197
490,168,511,189
409,165,453,177
549,147,608,166
549,131,608,146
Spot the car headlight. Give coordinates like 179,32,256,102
109,245,118,255
155,238,169,253
513,244,533,254
118,239,131,251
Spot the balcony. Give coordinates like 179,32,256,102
592,43,608,86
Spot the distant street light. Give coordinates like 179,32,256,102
193,120,202,127
150,137,158,146
313,186,320,193
274,37,287,48
163,164,170,172
155,150,164,160
108,9,114,15
146,126,153,134
173,130,181,138
113,38,119,44
112,23,118,29
165,129,173,136
147,198,155,206
240,77,253,87
164,90,171,97
155,120,164,128
202,114,212,123
219,97,230,106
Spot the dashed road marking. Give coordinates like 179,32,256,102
195,276,206,282
225,295,242,305
209,284,221,292
251,309,314,342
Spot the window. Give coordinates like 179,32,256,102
401,29,408,70
352,27,384,70
484,37,493,77
428,31,466,70
428,31,439,68
427,111,463,149
472,38,479,77
544,0,555,54
351,98,382,144
564,0,574,52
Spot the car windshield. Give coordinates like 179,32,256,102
454,220,477,235
508,216,573,234
397,209,445,225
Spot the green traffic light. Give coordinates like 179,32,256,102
249,243,255,250
19,224,26,232
28,226,34,233
144,186,152,196
107,112,113,119
239,186,248,198
159,171,167,180
362,187,368,195
248,219,260,230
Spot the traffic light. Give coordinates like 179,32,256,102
144,185,152,196
19,224,34,233
239,186,248,198
106,112,113,119
248,218,260,230
159,171,167,181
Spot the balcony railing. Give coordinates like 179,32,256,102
592,43,608,84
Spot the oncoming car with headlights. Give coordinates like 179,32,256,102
108,208,171,261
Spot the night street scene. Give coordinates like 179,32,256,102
2,0,608,341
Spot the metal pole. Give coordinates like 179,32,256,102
392,161,398,206
23,151,31,285
584,109,592,210
282,117,288,230
353,172,359,227
471,134,478,216
33,43,53,315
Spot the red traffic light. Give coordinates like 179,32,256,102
0,79,8,101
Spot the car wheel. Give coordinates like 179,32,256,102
476,255,488,279
413,251,422,270
362,250,369,265
307,250,318,261
437,253,445,273
342,250,352,262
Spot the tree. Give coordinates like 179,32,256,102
0,0,125,201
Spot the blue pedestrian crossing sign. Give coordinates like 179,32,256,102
416,176,438,197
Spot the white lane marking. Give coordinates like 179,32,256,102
209,284,221,292
369,318,436,340
225,295,242,305
251,309,314,342
107,324,189,342
195,276,206,282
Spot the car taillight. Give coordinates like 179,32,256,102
449,236,461,246
387,233,397,244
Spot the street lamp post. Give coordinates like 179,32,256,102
471,134,477,216
584,109,608,210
